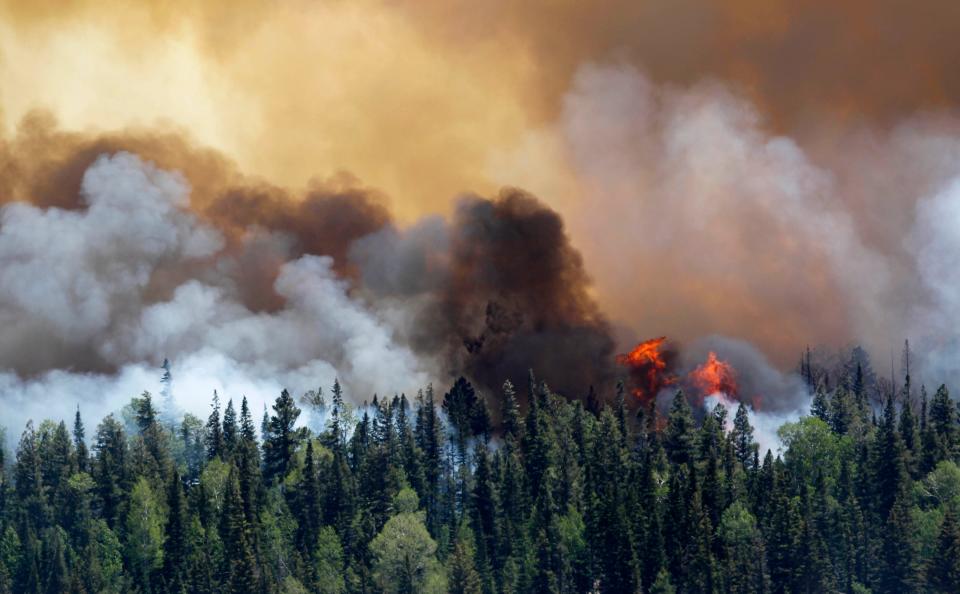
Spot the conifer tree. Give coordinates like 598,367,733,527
73,407,88,474
731,403,756,469
443,376,481,459
222,399,238,457
162,470,187,592
16,422,48,529
501,380,521,442
470,440,497,578
221,466,257,594
928,507,960,593
811,382,830,422
877,490,920,594
448,526,483,594
262,389,302,484
296,441,322,553
205,391,224,461
664,391,695,467
928,385,955,465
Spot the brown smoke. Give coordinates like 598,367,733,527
0,113,617,397
6,0,960,394
397,0,960,131
0,112,392,312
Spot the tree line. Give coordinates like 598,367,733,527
1,350,960,593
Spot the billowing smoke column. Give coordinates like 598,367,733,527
0,130,622,435
552,61,960,393
351,189,617,400
10,57,960,447
0,151,432,433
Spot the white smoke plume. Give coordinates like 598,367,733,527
483,62,960,425
10,62,960,451
0,152,431,440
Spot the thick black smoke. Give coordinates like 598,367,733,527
351,189,617,399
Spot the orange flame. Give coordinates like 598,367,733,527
690,351,738,398
616,337,668,370
617,337,676,402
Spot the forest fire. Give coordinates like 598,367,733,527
616,336,677,402
690,351,738,401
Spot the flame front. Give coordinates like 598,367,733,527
690,351,738,398
616,336,676,403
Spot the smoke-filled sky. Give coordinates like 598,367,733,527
3,0,960,437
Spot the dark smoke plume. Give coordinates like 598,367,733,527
352,189,617,399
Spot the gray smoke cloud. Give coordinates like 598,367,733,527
9,62,960,448
0,152,431,437
678,335,810,415
500,62,960,405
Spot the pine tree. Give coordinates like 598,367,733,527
162,470,187,592
470,440,497,579
296,441,322,554
877,490,920,593
928,385,955,465
928,507,960,593
899,395,918,476
326,379,347,452
448,527,483,594
766,460,802,594
650,568,676,594
92,415,129,528
523,380,557,505
443,376,480,460
872,395,909,521
16,422,48,529
664,391,695,467
41,528,69,594
222,399,238,458
614,380,628,449
731,404,756,469
501,380,521,442
73,407,88,474
205,391,224,461
811,382,830,422
262,389,302,484
134,391,169,482
239,396,257,443
221,466,257,594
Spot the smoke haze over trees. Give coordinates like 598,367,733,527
0,363,958,593
5,2,960,591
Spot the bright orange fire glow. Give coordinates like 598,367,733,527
690,351,738,398
616,336,676,402
616,337,668,370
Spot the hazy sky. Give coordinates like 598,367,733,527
4,0,960,376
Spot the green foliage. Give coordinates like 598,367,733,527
125,477,165,584
313,527,346,594
7,365,960,593
370,489,445,594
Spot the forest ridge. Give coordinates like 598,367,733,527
1,352,959,594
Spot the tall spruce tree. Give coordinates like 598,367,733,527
205,391,224,461
262,389,302,484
